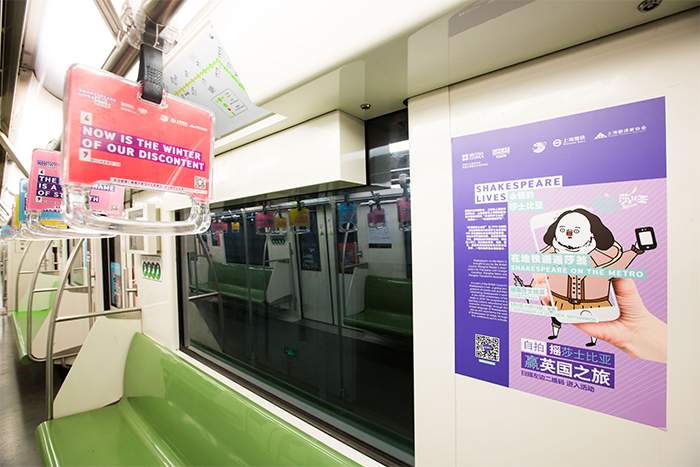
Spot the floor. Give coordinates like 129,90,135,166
0,314,61,467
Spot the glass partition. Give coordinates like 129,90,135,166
179,189,413,463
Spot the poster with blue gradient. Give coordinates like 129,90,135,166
452,98,667,427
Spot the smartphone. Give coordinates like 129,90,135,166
528,206,620,324
635,226,657,251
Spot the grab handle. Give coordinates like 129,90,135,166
25,212,116,239
63,184,210,236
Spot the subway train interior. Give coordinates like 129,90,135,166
0,0,697,466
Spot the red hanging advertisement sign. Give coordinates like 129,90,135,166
63,65,214,200
27,149,125,217
27,149,63,212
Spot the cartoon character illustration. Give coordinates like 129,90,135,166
539,208,649,347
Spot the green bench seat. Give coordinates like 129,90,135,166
36,333,356,466
10,273,59,363
344,275,412,337
199,263,272,304
9,309,50,363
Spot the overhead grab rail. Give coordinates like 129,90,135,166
13,176,107,241
46,238,142,419
26,213,117,239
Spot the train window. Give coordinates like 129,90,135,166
178,192,413,462
177,138,413,463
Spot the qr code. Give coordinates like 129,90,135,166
194,176,207,189
475,334,500,362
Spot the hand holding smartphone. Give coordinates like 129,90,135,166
528,206,621,324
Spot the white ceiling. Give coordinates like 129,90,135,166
23,0,116,98
17,0,700,156
22,0,212,97
202,0,466,104
214,0,700,152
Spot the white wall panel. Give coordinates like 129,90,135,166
53,316,141,418
410,10,699,466
210,111,365,204
409,87,457,466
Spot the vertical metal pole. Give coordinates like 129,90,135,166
327,201,346,399
46,238,85,420
2,245,6,315
287,241,295,314
120,240,128,308
14,241,33,313
85,240,95,327
196,234,224,346
242,213,256,363
187,249,195,293
0,245,5,316
193,246,200,290
27,241,54,361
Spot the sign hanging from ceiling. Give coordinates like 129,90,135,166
164,21,269,139
62,65,214,201
27,149,125,218
18,178,62,227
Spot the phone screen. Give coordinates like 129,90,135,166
638,230,654,246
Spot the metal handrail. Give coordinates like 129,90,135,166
188,291,220,301
45,239,83,419
55,307,141,324
13,241,36,313
26,241,55,362
18,269,59,274
44,238,83,401
26,240,93,361
85,242,94,321
46,239,142,419
194,235,225,344
33,286,88,294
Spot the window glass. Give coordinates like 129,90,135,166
179,111,413,463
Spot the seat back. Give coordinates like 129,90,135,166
248,266,272,292
123,333,353,466
364,275,413,315
213,262,246,287
214,262,272,295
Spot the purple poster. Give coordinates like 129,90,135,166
452,98,667,428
